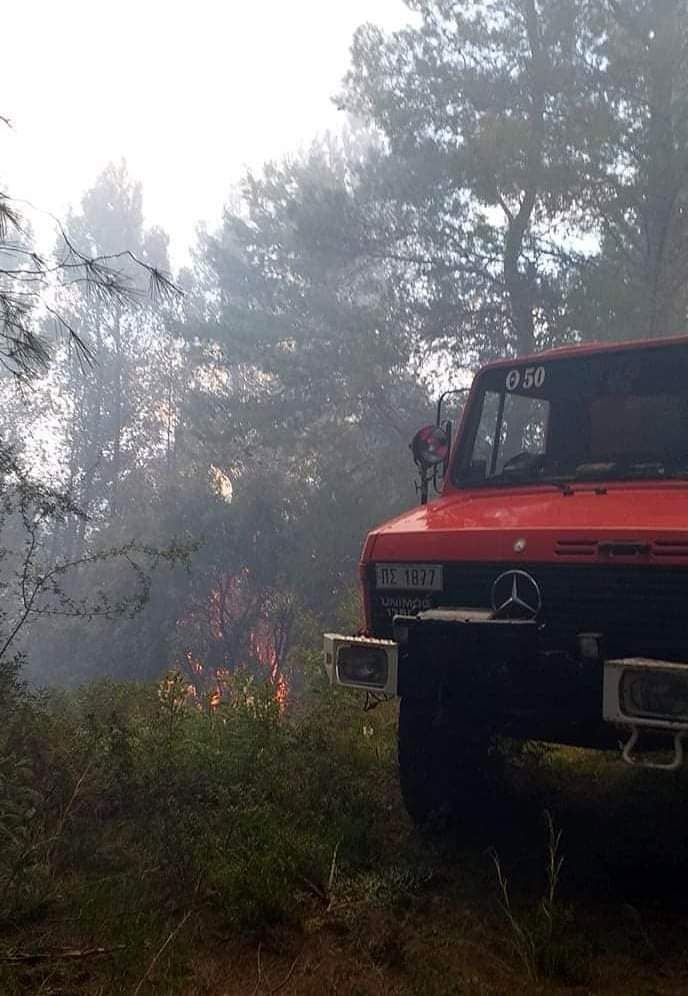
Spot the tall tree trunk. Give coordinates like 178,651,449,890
501,0,545,357
642,0,682,337
110,303,123,518
504,193,537,355
74,324,105,562
58,349,87,565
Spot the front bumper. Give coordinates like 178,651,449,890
324,611,688,753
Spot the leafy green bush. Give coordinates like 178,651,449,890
0,661,398,932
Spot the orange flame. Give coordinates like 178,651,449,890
178,570,289,709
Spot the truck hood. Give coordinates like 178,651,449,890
366,483,688,564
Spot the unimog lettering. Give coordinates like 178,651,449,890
380,595,433,617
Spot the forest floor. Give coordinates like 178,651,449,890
4,690,688,996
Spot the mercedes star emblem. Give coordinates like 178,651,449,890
490,569,542,620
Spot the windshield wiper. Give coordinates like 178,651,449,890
614,461,667,479
551,480,575,495
540,477,609,496
493,467,575,494
484,459,673,493
571,461,667,482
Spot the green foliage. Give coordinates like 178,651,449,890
2,671,688,994
0,660,51,921
0,666,397,937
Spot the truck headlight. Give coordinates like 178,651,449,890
337,645,388,689
604,658,688,731
323,634,398,695
620,669,688,723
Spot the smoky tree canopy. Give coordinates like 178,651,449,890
338,0,595,357
184,139,431,637
338,0,688,351
8,0,688,689
0,165,188,685
571,0,688,341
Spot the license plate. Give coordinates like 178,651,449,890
375,563,443,591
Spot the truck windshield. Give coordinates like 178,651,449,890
454,341,688,488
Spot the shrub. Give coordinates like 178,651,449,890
0,663,398,932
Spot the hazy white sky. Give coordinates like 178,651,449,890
3,0,410,267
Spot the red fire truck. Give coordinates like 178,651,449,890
324,336,688,825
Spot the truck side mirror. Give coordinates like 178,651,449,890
410,424,449,469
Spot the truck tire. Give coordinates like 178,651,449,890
398,696,494,829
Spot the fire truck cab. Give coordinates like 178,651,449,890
324,336,688,825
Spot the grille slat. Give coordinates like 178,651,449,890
554,540,597,557
370,563,688,661
652,540,688,558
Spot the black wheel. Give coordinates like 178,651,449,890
398,696,496,829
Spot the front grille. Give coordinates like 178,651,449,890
369,563,688,661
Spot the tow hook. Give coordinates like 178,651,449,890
621,727,688,772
